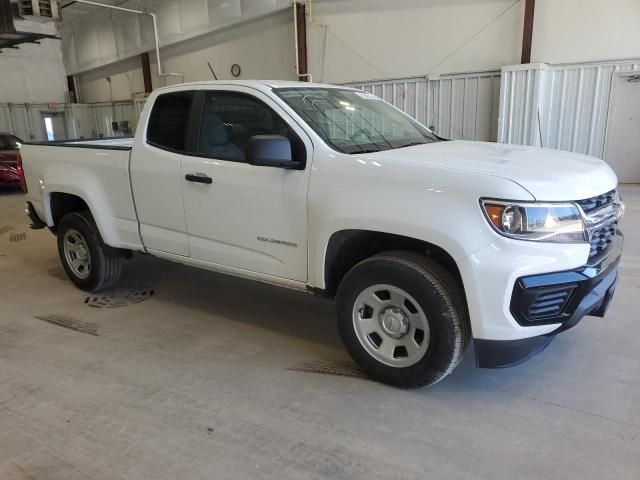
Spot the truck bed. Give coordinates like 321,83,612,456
21,138,142,251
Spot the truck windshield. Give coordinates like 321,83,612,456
273,87,440,154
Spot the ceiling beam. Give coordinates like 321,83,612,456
141,51,152,93
0,32,59,52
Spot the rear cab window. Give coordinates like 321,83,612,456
146,91,195,152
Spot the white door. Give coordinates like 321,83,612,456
42,112,67,140
180,88,312,281
130,90,196,256
604,74,640,183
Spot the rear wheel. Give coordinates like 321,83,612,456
336,251,470,388
57,211,122,292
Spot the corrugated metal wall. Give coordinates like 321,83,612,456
348,71,502,142
0,99,145,141
498,59,640,158
4,73,501,143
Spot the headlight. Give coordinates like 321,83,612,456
481,200,587,243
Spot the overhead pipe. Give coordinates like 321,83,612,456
68,0,183,80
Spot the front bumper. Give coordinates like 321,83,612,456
475,231,622,368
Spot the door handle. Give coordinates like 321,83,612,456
185,173,212,184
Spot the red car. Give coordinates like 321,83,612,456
0,132,24,189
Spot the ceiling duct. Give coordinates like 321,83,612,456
0,0,60,52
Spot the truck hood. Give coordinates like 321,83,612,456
364,140,617,201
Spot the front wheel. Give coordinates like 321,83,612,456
336,251,470,388
57,211,122,292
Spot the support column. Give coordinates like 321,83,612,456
141,52,153,94
521,0,536,64
66,75,77,103
294,2,309,82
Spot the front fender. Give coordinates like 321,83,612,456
307,158,535,289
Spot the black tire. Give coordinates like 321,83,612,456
336,251,470,388
57,211,123,292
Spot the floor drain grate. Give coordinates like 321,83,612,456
9,232,26,243
286,359,368,379
84,286,154,308
0,226,13,236
34,314,98,336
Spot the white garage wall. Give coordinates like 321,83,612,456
0,39,67,104
77,56,147,104
76,9,297,103
498,59,640,158
147,8,298,87
5,0,638,149
61,0,292,75
306,0,524,84
531,0,640,65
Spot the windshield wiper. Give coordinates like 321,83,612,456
398,141,427,149
356,149,383,154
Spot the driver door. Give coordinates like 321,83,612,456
179,87,312,282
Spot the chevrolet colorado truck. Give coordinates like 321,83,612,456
20,81,624,387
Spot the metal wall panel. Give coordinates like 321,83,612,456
498,60,640,158
0,104,44,141
0,100,144,141
348,71,502,142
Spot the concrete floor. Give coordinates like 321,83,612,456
0,187,638,480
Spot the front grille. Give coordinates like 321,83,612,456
576,189,616,215
589,221,617,258
576,190,618,259
528,286,576,321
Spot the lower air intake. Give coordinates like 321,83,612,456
528,287,576,321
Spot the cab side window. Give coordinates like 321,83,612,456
147,91,195,151
197,92,305,164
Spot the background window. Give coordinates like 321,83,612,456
197,92,304,163
147,91,194,151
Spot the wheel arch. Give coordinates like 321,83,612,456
48,191,90,231
321,229,466,299
44,190,113,245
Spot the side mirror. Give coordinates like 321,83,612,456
247,135,301,169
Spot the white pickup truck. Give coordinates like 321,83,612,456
20,80,624,387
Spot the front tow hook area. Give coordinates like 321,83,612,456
474,335,556,369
